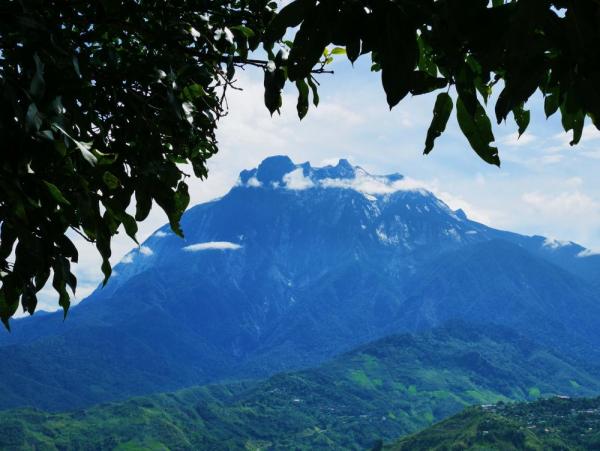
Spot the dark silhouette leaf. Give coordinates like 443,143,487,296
424,93,453,155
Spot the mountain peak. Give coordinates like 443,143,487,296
237,155,406,193
255,155,296,184
330,158,355,177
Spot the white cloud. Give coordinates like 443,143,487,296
154,231,168,238
520,190,600,247
578,248,600,258
311,102,364,126
319,172,429,195
522,191,599,216
433,190,498,225
540,154,563,165
183,241,242,252
581,150,600,160
319,157,349,167
550,124,600,150
581,124,600,144
120,245,153,263
499,132,537,147
139,245,154,256
565,177,584,188
283,168,314,190
543,237,571,249
246,176,262,188
283,169,498,224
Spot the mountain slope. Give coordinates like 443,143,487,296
396,239,600,358
387,396,600,450
2,323,600,450
1,156,600,410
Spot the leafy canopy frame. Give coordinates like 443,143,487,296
1,0,598,327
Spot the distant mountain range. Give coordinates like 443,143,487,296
2,323,599,450
1,155,600,411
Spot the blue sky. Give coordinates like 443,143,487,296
33,51,600,313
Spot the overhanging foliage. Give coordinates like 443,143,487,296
263,0,598,164
0,0,275,327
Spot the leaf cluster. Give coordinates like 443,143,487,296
0,0,275,326
263,0,600,165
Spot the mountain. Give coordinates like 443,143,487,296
2,323,600,450
386,395,600,450
1,155,600,411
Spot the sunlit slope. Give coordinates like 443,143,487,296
387,396,600,450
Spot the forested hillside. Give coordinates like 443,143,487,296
388,396,600,450
1,323,598,450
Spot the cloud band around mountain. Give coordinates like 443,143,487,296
183,242,242,252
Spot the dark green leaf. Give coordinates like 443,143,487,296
34,269,51,291
52,260,71,318
21,282,37,315
346,38,361,64
25,103,42,132
379,7,417,109
43,181,71,205
135,190,152,222
174,183,190,216
424,93,453,155
102,171,120,190
307,77,319,107
456,97,500,166
417,36,437,78
182,84,207,101
560,106,585,146
120,213,139,243
230,25,255,38
544,93,560,118
29,53,45,100
264,0,315,44
410,71,447,96
296,79,309,119
72,55,82,78
455,65,478,118
513,104,530,137
264,67,285,115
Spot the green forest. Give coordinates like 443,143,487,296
2,324,599,450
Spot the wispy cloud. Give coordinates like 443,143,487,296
315,172,430,195
578,248,600,258
183,241,242,252
283,168,315,190
139,246,154,256
499,132,538,147
542,237,572,249
246,176,262,188
522,190,599,216
120,245,153,264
